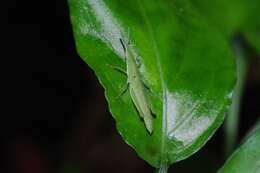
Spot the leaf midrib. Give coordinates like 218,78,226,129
137,0,168,166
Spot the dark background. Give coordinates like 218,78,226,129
3,0,260,173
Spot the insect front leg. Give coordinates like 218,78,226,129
106,64,127,75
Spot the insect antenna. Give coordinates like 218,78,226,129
119,38,126,52
119,38,127,63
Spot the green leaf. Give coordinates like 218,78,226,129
218,121,260,173
68,0,236,168
191,0,260,54
191,0,249,36
242,0,260,54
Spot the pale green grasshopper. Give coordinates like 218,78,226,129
108,36,155,134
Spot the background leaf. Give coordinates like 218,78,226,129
68,0,236,168
218,120,260,173
242,0,260,54
191,0,260,54
191,0,248,36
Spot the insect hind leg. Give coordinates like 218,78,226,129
115,82,129,99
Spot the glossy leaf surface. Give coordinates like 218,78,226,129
68,0,236,168
218,121,260,173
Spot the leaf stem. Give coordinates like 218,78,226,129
156,164,168,173
224,37,248,156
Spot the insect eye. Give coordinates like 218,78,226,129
136,57,141,66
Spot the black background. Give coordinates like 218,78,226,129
3,0,260,173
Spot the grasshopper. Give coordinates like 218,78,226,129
109,36,155,134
